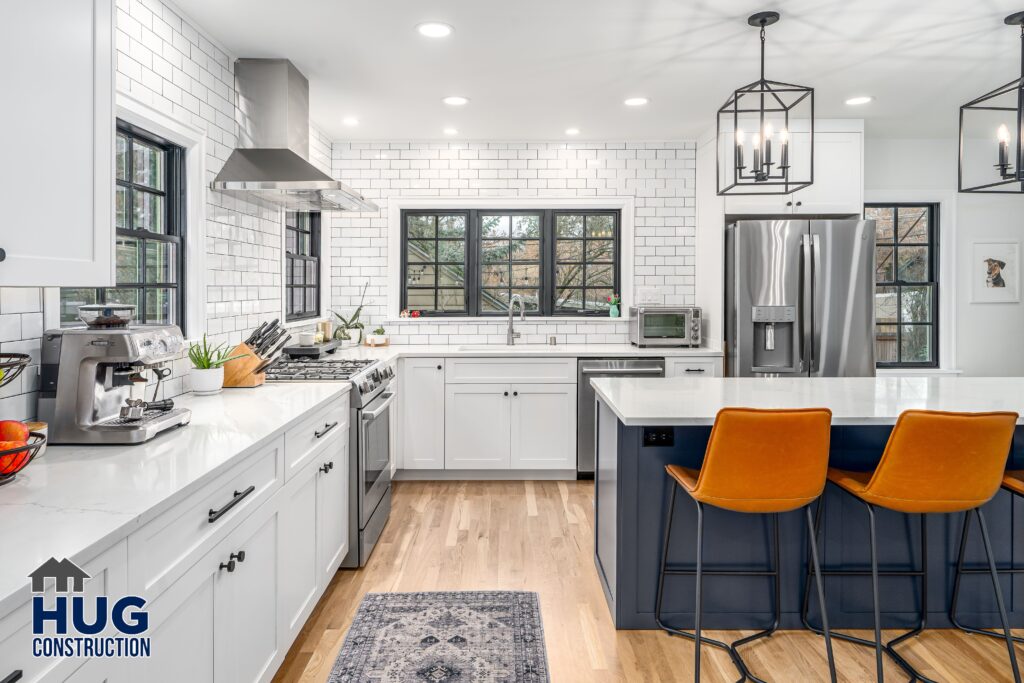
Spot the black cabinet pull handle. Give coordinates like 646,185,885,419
2,671,23,683
315,422,339,439
219,560,236,573
684,368,706,373
230,551,246,563
208,485,256,523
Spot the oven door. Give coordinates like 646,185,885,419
640,310,691,345
358,391,394,528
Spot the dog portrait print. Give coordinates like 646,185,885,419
984,258,1007,288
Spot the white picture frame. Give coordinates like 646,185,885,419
971,240,1020,304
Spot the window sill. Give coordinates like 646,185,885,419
876,367,962,376
283,315,329,329
385,316,629,324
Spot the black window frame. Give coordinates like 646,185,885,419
866,202,940,369
60,121,187,331
399,209,621,317
284,211,322,322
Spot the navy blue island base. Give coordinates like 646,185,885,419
593,401,1024,631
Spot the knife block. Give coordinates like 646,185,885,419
222,343,265,388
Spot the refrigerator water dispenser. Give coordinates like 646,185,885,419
751,306,798,373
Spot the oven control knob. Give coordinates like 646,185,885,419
360,381,370,393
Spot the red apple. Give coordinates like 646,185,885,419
0,440,30,474
0,420,29,442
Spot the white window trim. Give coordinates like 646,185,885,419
864,189,958,373
281,210,331,329
44,93,208,339
387,196,635,320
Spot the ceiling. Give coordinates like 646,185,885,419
171,0,1024,141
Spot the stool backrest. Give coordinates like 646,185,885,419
695,408,833,513
865,410,1018,513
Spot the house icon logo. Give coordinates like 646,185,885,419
28,557,91,594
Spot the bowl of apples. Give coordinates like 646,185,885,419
0,420,46,487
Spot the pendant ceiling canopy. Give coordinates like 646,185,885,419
716,11,815,196
959,12,1024,194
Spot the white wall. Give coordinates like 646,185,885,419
327,141,697,345
865,136,1024,376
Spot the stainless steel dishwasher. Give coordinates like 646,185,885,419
577,358,665,477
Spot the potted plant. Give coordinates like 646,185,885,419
188,335,246,396
334,282,369,347
366,326,389,347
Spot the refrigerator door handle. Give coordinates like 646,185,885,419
810,234,823,373
801,234,814,373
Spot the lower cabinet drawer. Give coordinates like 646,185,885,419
128,436,283,600
445,357,577,384
284,395,349,481
666,357,721,378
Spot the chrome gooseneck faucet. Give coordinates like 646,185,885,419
507,294,525,345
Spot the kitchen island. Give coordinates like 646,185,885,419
592,376,1024,630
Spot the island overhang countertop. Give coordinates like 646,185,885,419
590,376,1024,426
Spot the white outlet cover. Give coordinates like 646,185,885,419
636,287,663,305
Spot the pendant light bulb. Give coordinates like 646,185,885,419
998,124,1011,143
736,129,746,146
779,128,790,143
763,122,774,139
752,133,761,147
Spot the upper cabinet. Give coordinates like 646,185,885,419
0,0,115,287
724,124,864,217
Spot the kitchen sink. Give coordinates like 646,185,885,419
457,345,557,352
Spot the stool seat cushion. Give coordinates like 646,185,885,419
1004,471,1024,496
666,465,700,492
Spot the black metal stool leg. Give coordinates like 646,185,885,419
655,483,678,628
977,508,1023,683
806,504,837,683
694,501,704,682
866,502,885,682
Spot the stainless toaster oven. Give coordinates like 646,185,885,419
628,306,702,347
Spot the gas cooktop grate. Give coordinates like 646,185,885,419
265,357,378,382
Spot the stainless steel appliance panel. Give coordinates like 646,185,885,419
358,391,393,527
628,306,702,347
577,358,665,476
808,220,876,377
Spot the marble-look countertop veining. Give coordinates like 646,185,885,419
592,376,1024,426
328,343,723,364
0,382,349,615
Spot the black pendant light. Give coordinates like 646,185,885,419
959,12,1024,193
717,11,814,196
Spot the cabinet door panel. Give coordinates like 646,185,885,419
511,384,576,469
401,358,446,469
791,132,863,214
317,441,350,587
278,464,319,642
445,384,511,469
0,0,114,286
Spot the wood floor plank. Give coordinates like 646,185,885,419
272,481,1023,683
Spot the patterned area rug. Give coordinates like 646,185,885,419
329,591,549,682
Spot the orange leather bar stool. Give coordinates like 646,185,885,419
802,410,1020,683
950,469,1024,652
655,408,837,683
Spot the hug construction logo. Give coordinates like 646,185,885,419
29,557,151,658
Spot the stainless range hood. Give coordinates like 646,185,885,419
211,59,377,212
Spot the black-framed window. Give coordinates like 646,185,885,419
400,209,620,317
285,211,321,321
865,203,939,368
60,122,186,330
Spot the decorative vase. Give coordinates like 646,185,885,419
609,303,620,318
190,367,224,396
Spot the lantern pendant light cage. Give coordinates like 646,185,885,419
717,11,815,196
959,12,1024,193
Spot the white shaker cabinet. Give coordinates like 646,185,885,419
315,442,350,589
0,0,115,286
401,358,446,469
445,384,512,469
277,463,319,644
510,384,576,469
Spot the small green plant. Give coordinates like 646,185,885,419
334,282,369,343
188,334,247,369
373,327,386,336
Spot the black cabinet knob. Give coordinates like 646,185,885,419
503,391,509,396
327,461,334,470
437,364,442,370
219,560,236,573
230,551,246,563
320,463,331,474
786,201,793,207
513,391,518,396
796,201,802,206
0,248,6,263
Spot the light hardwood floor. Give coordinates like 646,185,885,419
273,480,1022,682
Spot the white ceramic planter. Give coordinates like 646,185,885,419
190,367,224,396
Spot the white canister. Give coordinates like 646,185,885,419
298,331,316,346
190,366,225,395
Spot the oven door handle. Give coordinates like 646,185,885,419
361,392,396,421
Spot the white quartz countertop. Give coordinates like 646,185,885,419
324,343,722,364
591,376,1024,426
0,382,349,614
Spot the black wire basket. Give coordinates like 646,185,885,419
0,431,46,486
0,353,30,390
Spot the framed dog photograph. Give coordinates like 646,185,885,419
972,240,1020,304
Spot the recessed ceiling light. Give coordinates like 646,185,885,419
443,127,458,136
417,22,454,38
624,97,649,107
565,128,580,136
442,96,469,106
845,96,874,106
342,116,359,126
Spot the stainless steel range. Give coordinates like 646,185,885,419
266,355,395,568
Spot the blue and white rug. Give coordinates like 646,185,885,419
329,591,549,682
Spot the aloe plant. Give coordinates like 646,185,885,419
333,282,369,343
188,334,247,369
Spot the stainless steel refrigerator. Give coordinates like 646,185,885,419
725,219,876,377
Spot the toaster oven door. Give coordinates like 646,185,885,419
640,312,690,344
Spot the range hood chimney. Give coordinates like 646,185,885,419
211,58,377,212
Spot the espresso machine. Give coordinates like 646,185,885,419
39,325,192,444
